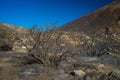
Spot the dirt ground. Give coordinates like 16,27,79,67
0,51,120,80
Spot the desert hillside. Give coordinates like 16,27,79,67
0,22,28,51
0,1,120,80
0,22,27,33
59,0,120,34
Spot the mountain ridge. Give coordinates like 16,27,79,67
58,0,120,34
0,22,27,33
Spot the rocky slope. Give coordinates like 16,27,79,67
0,22,28,51
0,22,27,33
59,0,120,34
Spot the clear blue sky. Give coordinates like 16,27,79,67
0,0,114,28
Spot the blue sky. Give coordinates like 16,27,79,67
0,0,114,28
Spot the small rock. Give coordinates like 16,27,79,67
97,64,105,72
98,64,105,68
74,70,86,78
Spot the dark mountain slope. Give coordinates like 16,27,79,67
59,0,120,34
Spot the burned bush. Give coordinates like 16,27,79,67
18,26,71,67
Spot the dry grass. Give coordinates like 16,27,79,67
0,62,16,80
0,56,57,80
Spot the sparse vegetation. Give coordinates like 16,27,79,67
16,26,72,67
77,26,120,57
0,27,15,51
0,23,120,80
0,0,120,79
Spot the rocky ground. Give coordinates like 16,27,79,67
0,51,120,80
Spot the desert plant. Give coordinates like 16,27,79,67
17,25,71,67
77,25,118,57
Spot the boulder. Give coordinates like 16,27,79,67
74,70,86,78
98,64,105,68
97,64,105,72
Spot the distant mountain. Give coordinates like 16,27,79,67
0,22,27,33
0,22,26,33
59,0,120,34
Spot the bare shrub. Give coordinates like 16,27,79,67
17,25,71,67
77,26,120,57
